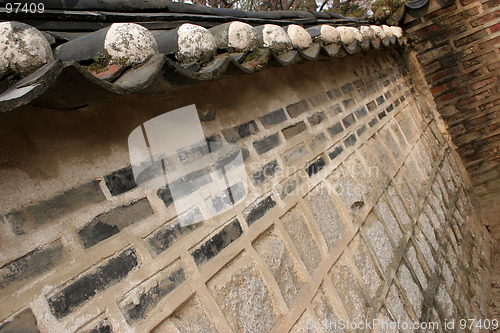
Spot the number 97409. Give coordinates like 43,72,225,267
5,3,45,13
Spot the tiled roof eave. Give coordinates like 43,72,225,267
0,19,405,112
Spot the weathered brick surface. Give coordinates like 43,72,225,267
0,49,489,333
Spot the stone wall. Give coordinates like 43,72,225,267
403,0,500,235
0,49,490,332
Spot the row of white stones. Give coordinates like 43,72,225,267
0,21,404,79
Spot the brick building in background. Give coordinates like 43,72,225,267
0,1,497,332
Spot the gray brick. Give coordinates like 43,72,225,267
244,196,276,225
48,248,139,319
222,120,259,143
366,100,377,111
327,122,344,137
78,198,153,248
328,145,344,160
0,241,66,290
259,109,287,128
4,181,106,235
326,88,341,99
327,104,343,116
253,134,280,155
306,156,326,177
376,95,385,105
342,113,356,128
341,83,354,94
119,261,186,323
105,166,137,196
206,181,247,214
343,133,357,147
308,93,327,107
354,106,368,118
251,159,280,185
343,98,355,109
308,132,327,151
357,125,367,136
282,121,307,140
286,100,309,118
283,143,307,166
191,219,243,266
308,111,326,126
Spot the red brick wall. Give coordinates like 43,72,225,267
404,0,500,229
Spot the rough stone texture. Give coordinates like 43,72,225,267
280,206,321,274
305,187,345,251
349,234,382,298
152,296,217,333
364,214,394,274
397,264,423,319
207,256,276,333
253,229,306,307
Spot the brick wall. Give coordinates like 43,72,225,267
0,49,490,332
403,0,500,235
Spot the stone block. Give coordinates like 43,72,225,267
283,143,307,166
306,156,326,177
253,134,280,155
305,186,345,251
282,121,307,140
308,111,326,126
397,264,423,319
349,234,382,298
244,195,276,225
259,109,287,128
253,229,306,307
105,166,137,196
286,100,309,118
363,214,394,274
280,206,321,274
251,160,280,185
222,120,259,143
0,309,39,333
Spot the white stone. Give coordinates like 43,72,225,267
104,23,158,67
177,23,217,64
371,25,387,39
227,21,258,52
0,21,53,78
261,24,292,53
337,26,362,45
287,24,312,49
319,25,341,44
382,25,395,38
390,26,403,38
360,26,377,40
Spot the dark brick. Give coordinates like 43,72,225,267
157,186,173,207
259,109,287,128
343,134,357,147
386,104,394,113
369,117,379,127
328,122,344,137
208,182,247,213
78,198,153,248
48,248,139,319
120,264,186,323
454,30,488,48
191,219,243,266
147,207,203,255
354,106,368,118
4,181,106,235
308,111,326,126
353,79,365,89
286,100,309,117
327,104,343,114
244,196,276,225
376,95,385,105
326,88,341,99
400,95,406,102
206,134,223,152
282,121,307,140
88,320,113,333
382,80,390,87
394,99,401,107
343,98,355,109
222,120,259,143
251,160,280,185
384,91,392,99
0,309,39,333
105,166,137,196
328,145,344,160
177,143,209,164
306,156,326,176
378,110,387,119
341,83,354,94
357,125,367,136
308,93,327,107
253,134,280,155
0,241,65,290
366,101,377,111
342,113,356,128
